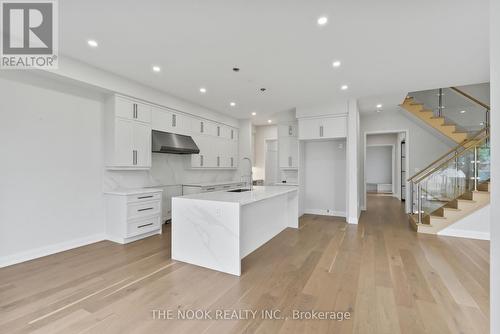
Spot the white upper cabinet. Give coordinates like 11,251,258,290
298,115,347,140
115,96,151,124
152,107,192,135
278,122,299,169
105,95,152,169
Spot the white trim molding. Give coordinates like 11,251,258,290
437,229,490,241
0,234,106,268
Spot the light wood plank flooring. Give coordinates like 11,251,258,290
0,196,489,333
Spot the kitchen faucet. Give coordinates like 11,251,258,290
242,157,253,190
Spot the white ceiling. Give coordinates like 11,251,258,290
59,0,489,124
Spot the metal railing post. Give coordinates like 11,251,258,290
417,184,422,223
410,182,414,214
474,145,478,191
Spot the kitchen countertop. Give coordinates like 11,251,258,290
104,187,163,195
275,182,299,186
182,180,243,187
175,185,297,206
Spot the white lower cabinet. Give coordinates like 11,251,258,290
105,189,163,244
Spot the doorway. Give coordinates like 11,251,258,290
363,130,410,213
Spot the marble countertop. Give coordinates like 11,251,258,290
182,180,243,187
104,187,163,195
175,185,297,206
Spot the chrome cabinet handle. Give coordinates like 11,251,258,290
289,125,292,136
200,155,204,167
319,125,324,137
231,130,234,139
217,126,220,136
138,207,154,212
206,187,215,191
132,150,137,165
217,156,220,167
138,223,153,228
200,121,204,133
138,195,153,199
172,114,177,127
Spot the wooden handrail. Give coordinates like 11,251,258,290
450,87,491,111
407,128,488,182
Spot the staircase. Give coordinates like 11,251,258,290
400,96,469,143
404,86,491,234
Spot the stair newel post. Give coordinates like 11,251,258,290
417,183,422,224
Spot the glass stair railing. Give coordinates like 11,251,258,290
408,128,490,226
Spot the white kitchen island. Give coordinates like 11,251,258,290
171,186,298,276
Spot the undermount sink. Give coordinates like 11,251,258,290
227,188,251,193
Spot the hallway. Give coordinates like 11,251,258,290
0,196,489,333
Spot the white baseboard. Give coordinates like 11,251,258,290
437,229,490,240
0,233,106,268
303,209,346,218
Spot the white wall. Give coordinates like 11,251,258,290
360,108,454,209
253,125,277,180
0,76,106,266
438,204,490,240
303,139,346,216
296,100,348,118
366,146,392,184
490,0,499,331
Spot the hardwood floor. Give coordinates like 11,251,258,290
0,196,489,333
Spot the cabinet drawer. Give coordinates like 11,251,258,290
127,192,161,203
127,216,161,237
127,200,161,220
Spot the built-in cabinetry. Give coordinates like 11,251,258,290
104,94,239,170
278,123,298,169
298,115,347,140
152,106,239,170
104,96,152,169
105,188,163,244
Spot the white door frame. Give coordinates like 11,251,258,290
363,130,410,213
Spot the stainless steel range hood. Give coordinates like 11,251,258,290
152,130,200,154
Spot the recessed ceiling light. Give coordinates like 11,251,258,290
268,119,272,123
317,16,328,26
87,40,98,48
341,85,349,90
376,104,382,108
252,112,257,116
199,87,207,94
460,110,467,114
152,66,161,72
332,60,341,68
230,102,236,107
